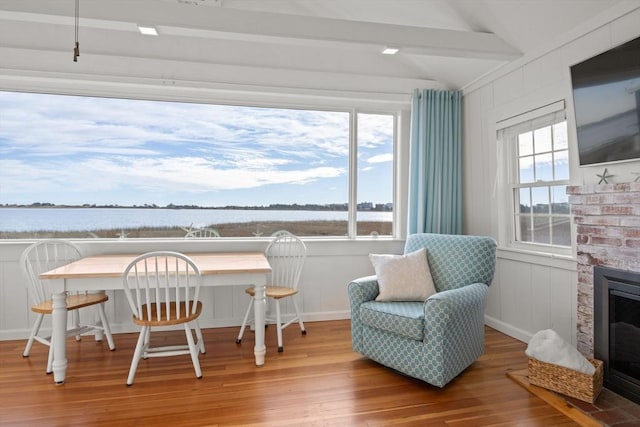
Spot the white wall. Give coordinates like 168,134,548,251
462,4,640,345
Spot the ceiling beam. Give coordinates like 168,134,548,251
0,46,441,96
0,0,521,60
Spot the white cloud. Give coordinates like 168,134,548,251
367,153,394,164
0,156,346,197
1,93,352,161
0,92,390,205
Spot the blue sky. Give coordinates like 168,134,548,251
0,91,394,207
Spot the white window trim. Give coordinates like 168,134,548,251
0,81,404,240
496,100,572,257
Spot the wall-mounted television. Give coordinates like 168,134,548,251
570,35,640,166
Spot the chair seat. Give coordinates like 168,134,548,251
133,301,202,326
245,286,298,299
359,301,425,341
31,293,110,314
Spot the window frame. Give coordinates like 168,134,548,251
353,111,397,238
497,101,572,256
0,86,400,240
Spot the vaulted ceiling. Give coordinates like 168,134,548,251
0,0,631,96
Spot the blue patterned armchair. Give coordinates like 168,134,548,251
348,233,497,387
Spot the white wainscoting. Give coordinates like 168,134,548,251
0,238,404,341
485,250,577,345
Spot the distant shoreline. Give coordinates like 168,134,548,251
0,203,392,212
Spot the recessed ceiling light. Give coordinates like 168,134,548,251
138,26,158,36
381,47,399,55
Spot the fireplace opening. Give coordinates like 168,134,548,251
594,266,640,405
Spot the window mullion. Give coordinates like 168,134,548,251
348,110,358,239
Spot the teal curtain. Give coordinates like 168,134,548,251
408,89,462,235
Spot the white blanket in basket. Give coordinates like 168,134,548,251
525,329,595,375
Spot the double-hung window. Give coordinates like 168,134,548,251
498,101,571,252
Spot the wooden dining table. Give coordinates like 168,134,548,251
39,251,272,384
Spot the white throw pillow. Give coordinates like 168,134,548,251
369,247,436,302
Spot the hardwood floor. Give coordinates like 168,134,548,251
0,320,579,426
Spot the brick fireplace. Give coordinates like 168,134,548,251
567,183,640,356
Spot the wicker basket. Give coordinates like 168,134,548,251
528,357,604,403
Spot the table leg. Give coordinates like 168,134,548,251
253,284,266,366
51,291,68,384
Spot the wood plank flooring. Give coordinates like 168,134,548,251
0,320,579,426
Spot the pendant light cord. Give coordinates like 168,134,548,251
73,0,80,62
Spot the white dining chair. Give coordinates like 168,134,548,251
184,228,220,238
122,251,205,385
20,239,115,373
236,232,307,352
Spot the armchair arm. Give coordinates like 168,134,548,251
347,275,379,352
347,275,379,306
422,282,489,386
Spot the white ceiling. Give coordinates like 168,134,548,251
0,0,632,94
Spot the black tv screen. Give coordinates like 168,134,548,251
570,35,640,166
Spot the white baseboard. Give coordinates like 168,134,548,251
5,314,527,346
5,314,525,343
485,315,533,344
0,311,353,341
302,310,350,322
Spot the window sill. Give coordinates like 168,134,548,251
497,246,576,271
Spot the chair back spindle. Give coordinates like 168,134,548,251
20,240,84,305
123,251,201,324
184,228,220,239
266,234,306,290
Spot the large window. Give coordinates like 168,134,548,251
0,91,395,239
498,102,570,251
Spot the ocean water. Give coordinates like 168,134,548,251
0,208,391,232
